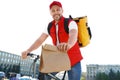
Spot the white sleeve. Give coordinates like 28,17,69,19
68,21,78,32
43,25,49,35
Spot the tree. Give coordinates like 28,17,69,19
95,72,109,80
15,63,20,73
0,63,4,71
0,63,2,71
81,76,85,80
116,71,120,80
108,69,116,80
95,69,120,80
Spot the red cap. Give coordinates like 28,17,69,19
49,1,62,9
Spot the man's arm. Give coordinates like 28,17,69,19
57,21,78,51
67,29,78,49
27,33,48,52
22,33,48,59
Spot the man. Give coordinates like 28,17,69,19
22,1,83,80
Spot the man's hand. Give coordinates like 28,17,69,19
57,42,71,51
21,50,30,59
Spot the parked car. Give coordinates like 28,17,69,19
0,71,5,79
18,76,38,80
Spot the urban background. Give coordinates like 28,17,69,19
0,50,39,79
1,50,120,80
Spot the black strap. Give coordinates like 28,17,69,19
47,19,70,35
62,71,67,80
47,22,53,34
64,18,70,33
87,27,92,39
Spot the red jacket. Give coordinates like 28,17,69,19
48,16,83,66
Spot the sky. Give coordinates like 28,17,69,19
0,0,120,72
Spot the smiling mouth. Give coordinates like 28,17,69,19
54,14,59,17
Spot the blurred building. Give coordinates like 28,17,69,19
0,50,40,77
86,64,120,80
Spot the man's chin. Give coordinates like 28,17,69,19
54,17,60,21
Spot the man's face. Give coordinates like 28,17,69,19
50,5,63,21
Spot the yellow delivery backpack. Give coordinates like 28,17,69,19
48,16,92,47
72,16,92,47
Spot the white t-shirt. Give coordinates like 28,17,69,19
43,21,78,45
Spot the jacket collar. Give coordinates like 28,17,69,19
52,16,64,25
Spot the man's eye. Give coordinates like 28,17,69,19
52,10,55,12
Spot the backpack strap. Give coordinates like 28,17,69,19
47,22,52,34
47,19,70,34
87,27,92,39
64,18,70,33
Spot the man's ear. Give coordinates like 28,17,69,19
50,10,52,16
62,8,63,13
